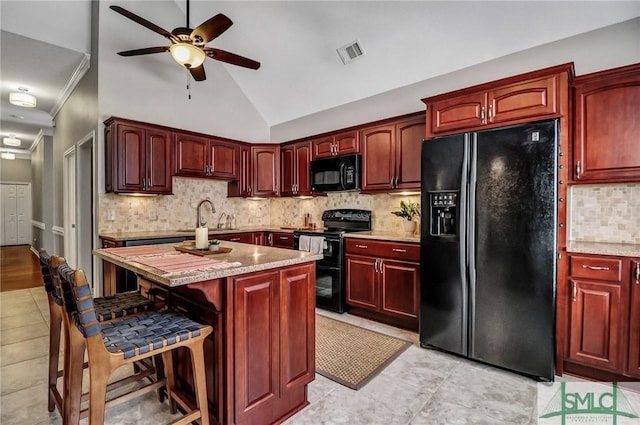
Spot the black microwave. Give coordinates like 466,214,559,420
310,154,361,192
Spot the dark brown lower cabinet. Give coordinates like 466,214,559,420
142,262,315,425
345,238,420,331
568,279,622,372
564,254,639,381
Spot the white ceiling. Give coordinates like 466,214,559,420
1,1,639,157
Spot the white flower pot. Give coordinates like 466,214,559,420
402,220,416,235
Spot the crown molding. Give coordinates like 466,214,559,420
50,53,91,118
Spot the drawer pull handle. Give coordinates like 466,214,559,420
392,248,407,253
635,262,640,284
355,244,368,249
581,265,610,271
230,238,240,241
279,236,289,240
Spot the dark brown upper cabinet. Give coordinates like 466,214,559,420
104,117,172,195
572,63,640,183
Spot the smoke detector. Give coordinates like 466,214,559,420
337,40,365,65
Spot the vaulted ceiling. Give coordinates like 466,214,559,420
1,1,639,157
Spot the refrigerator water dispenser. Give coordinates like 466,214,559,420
429,192,457,236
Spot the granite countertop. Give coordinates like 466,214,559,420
99,227,296,242
567,241,640,258
93,241,323,287
344,231,420,244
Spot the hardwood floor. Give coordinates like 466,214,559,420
0,245,42,292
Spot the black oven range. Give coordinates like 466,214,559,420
294,209,372,313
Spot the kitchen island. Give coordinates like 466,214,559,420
93,242,322,425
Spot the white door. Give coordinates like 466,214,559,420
64,147,77,268
1,185,17,245
0,183,31,246
16,185,29,244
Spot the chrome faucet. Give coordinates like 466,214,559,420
217,212,227,229
196,199,215,228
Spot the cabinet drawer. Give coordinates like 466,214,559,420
345,239,420,261
569,255,622,282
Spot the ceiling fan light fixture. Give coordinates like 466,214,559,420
3,136,21,147
9,88,36,108
169,43,205,68
1,152,16,160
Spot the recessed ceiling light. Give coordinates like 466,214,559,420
8,114,25,120
9,87,36,108
1,152,16,160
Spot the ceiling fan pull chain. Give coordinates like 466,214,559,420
187,71,192,100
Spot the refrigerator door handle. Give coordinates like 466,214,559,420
467,133,478,356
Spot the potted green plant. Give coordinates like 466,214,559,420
391,200,421,234
208,239,221,251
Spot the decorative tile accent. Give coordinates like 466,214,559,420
568,183,640,244
99,176,421,234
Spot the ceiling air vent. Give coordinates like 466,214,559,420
337,40,365,64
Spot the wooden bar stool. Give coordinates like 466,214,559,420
56,259,212,425
39,251,160,419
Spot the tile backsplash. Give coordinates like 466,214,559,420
99,177,421,234
569,183,640,244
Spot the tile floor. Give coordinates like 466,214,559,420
1,287,637,425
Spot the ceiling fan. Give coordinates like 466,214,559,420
110,1,260,82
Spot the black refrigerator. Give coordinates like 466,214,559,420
419,119,558,381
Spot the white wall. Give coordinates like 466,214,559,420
271,17,640,142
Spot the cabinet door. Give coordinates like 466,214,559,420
280,145,296,196
428,92,486,136
573,68,640,182
312,136,334,159
345,255,378,309
174,133,209,177
251,145,280,197
146,127,172,194
294,142,312,195
115,124,148,192
209,139,238,180
380,259,420,320
279,264,315,396
395,118,425,190
568,279,623,372
488,74,558,125
233,271,280,424
334,130,359,155
361,125,395,192
628,261,640,378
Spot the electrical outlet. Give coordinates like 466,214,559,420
149,210,158,221
107,210,115,221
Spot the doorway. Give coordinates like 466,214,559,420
63,131,94,279
63,146,77,267
0,183,31,246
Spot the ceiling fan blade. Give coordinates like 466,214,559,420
189,65,207,81
191,14,233,44
204,48,261,70
110,5,179,43
117,46,169,57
